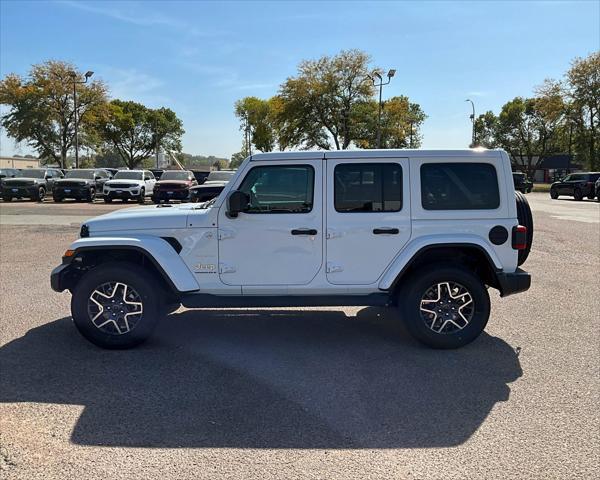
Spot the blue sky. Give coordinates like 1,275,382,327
1,0,598,158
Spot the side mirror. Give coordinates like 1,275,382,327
226,190,249,218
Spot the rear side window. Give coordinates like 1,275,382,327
239,165,314,213
334,163,402,212
421,163,500,210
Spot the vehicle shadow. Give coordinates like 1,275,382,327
0,308,522,449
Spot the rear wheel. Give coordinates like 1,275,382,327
71,262,164,349
574,188,583,201
515,191,533,265
398,264,490,349
2,196,12,202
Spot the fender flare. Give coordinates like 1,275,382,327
378,235,503,291
64,235,199,293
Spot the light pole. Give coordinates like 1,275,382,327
368,69,396,148
465,98,475,147
70,70,94,169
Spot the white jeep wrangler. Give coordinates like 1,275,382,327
51,149,532,350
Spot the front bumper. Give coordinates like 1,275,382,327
496,268,531,297
152,189,190,201
2,185,38,197
54,186,92,198
50,262,74,292
104,188,141,199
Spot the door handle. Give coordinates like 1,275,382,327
291,228,318,236
373,228,399,235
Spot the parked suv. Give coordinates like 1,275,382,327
190,170,235,202
51,149,532,350
151,170,197,203
103,170,156,203
53,169,111,202
2,168,63,201
550,172,600,200
512,172,533,194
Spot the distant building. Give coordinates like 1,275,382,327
512,154,582,183
0,156,40,169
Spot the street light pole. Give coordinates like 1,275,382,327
70,70,94,169
465,98,475,147
368,69,396,148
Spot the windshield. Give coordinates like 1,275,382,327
207,171,234,181
19,169,46,179
113,171,143,180
161,171,191,181
65,170,95,179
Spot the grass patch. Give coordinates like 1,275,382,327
533,183,551,192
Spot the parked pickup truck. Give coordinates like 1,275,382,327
51,149,532,350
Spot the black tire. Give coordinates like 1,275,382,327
2,196,12,202
588,193,595,200
515,191,534,266
398,264,490,349
88,187,96,202
138,188,145,204
520,188,527,194
71,262,164,349
53,196,63,202
574,188,583,201
104,197,113,203
34,186,46,202
550,188,558,199
152,197,160,204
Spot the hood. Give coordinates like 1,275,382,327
85,203,206,233
200,180,228,187
3,178,39,185
56,178,92,185
155,180,191,187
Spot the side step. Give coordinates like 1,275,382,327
180,293,391,309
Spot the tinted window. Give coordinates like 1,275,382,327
421,163,500,210
569,174,586,181
160,171,192,181
239,165,314,213
589,173,600,182
334,163,402,213
114,171,143,180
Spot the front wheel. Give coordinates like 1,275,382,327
397,264,490,349
138,188,145,204
34,186,46,202
87,187,96,202
71,262,164,349
550,188,558,199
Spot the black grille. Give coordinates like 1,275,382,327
59,181,87,187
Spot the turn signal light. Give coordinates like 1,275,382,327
63,249,76,257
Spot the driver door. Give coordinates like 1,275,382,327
217,160,323,287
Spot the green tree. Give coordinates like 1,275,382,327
230,150,247,169
353,96,426,149
234,97,275,152
0,60,107,168
278,49,375,150
94,100,184,169
565,52,599,170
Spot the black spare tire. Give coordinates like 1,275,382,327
515,191,533,265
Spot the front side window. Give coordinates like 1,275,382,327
421,163,500,210
334,163,402,213
238,165,314,213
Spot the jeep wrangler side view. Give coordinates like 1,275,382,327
51,149,532,350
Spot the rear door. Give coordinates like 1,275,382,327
325,157,411,285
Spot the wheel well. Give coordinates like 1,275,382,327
67,248,179,302
390,245,500,295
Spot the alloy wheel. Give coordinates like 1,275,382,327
419,282,474,334
87,282,143,335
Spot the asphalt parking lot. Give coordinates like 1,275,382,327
0,193,598,479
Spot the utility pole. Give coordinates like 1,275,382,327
367,69,396,148
465,99,475,147
70,70,94,169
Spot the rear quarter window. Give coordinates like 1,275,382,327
421,163,500,210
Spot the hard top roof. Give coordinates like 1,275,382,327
250,149,504,161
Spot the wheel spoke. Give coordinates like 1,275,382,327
419,281,474,335
87,281,143,335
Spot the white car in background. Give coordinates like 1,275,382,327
103,170,156,203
